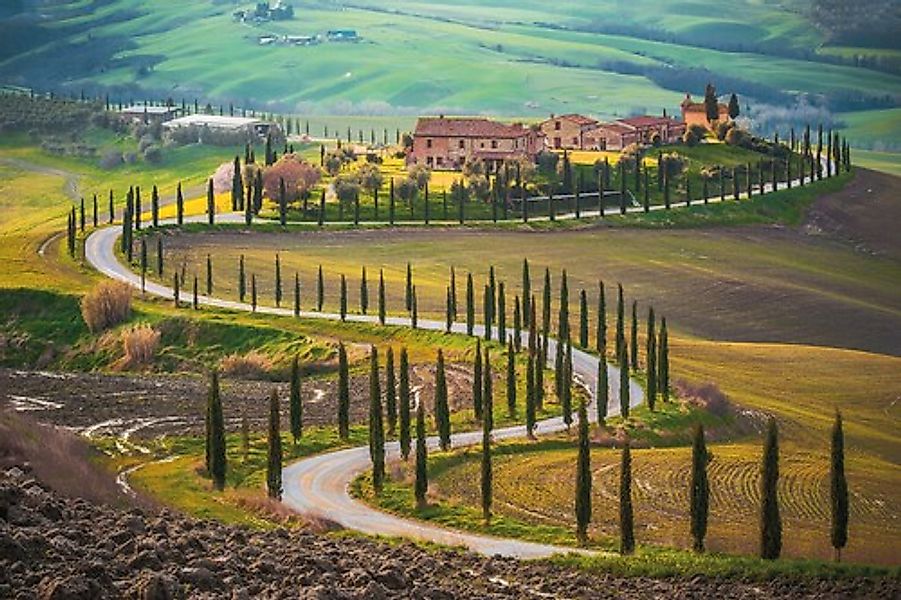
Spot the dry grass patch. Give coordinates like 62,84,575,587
80,280,132,333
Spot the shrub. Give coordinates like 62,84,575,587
137,135,155,152
142,145,163,164
263,154,321,200
220,350,273,379
660,152,687,178
715,120,734,141
99,150,123,170
407,163,431,189
333,174,361,204
536,150,558,175
683,124,707,147
121,324,161,366
725,127,751,147
80,281,132,333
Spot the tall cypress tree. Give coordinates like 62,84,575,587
175,182,184,225
207,178,215,225
193,275,199,310
483,347,493,431
646,307,657,411
435,350,451,451
206,255,213,296
134,186,141,231
360,266,369,315
369,346,385,494
317,265,324,311
294,272,300,317
472,340,483,421
620,341,630,419
597,280,607,356
232,155,243,212
378,269,386,325
542,268,551,358
483,285,492,342
411,286,418,329
480,375,493,524
274,254,282,307
450,266,458,321
339,274,347,321
497,282,506,344
414,396,428,508
399,348,412,460
251,274,257,312
267,389,283,499
289,356,302,443
466,272,475,336
238,255,246,302
596,356,608,425
208,370,226,491
385,348,397,435
278,177,288,226
526,350,536,438
691,423,709,552
615,283,625,359
760,417,782,560
579,289,588,348
151,185,159,228
506,339,516,416
405,262,413,313
108,189,115,224
659,317,670,402
513,296,522,352
91,194,98,228
562,341,573,430
575,398,591,544
630,300,639,370
831,410,849,562
619,441,634,555
337,343,350,439
522,259,531,325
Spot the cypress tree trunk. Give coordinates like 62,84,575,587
414,398,428,508
619,342,630,419
399,348,412,460
466,273,475,336
435,350,451,451
317,265,324,311
619,441,635,555
385,348,397,435
378,270,386,325
368,346,385,494
575,398,591,544
659,317,669,402
339,274,347,321
472,340,483,421
338,343,350,439
760,417,782,560
691,423,709,552
289,356,302,443
831,411,849,562
646,308,657,411
630,300,639,370
579,289,588,348
208,370,227,491
267,390,283,499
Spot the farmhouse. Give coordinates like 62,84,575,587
680,93,729,130
162,114,272,137
584,115,685,151
119,105,180,124
409,116,544,170
539,114,600,150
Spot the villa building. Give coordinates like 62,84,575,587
408,116,544,170
680,93,729,130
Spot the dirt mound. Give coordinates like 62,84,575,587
1,467,896,599
803,169,901,261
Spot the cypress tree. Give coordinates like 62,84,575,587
154,236,163,276
389,178,396,225
497,282,506,344
483,285,492,342
597,280,607,356
108,189,114,224
760,417,782,560
339,274,347,321
659,317,670,402
646,307,657,411
506,338,516,416
435,349,451,451
466,272,475,336
483,347,493,431
522,259,531,323
232,156,243,212
414,396,428,508
562,341,573,430
238,255,246,303
245,182,253,225
411,286,418,329
79,197,85,232
615,283,625,359
192,275,198,309
134,186,141,230
279,177,287,226
597,356,608,425
294,272,300,317
173,273,180,308
378,269,386,325
206,255,213,295
542,268,551,365
251,274,257,312
337,343,350,439
275,254,282,307
691,423,710,552
536,336,545,411
831,411,849,562
579,289,588,348
445,286,453,333
267,389,283,499
385,348,397,435
619,441,635,555
207,178,215,225
526,350,536,438
139,238,147,292
208,370,226,491
643,166,650,212
480,375,493,523
317,265,324,311
405,262,413,313
575,398,591,544
472,340,483,421
369,346,385,494
513,296,522,352
289,356,302,443
318,188,325,226
450,266,458,321
399,348,412,460
630,300,639,370
620,341,630,419
360,266,369,315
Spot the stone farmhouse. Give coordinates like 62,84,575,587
540,114,601,150
408,116,544,171
539,113,685,151
680,93,729,131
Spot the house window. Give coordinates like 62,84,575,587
554,121,561,130
458,140,465,149
491,140,498,149
426,139,432,148
553,137,561,149
437,157,444,166
572,137,578,145
480,142,485,148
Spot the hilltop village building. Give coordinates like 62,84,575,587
680,93,729,130
408,117,544,170
539,114,685,151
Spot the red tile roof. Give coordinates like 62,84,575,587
546,113,598,127
415,117,532,139
589,122,635,134
617,115,679,128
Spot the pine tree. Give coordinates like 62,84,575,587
472,340,483,421
317,265,324,311
207,178,215,225
646,307,657,411
691,423,709,552
630,300,639,370
466,272,475,336
760,417,782,560
378,269,386,325
435,350,451,451
289,356,303,443
596,356,608,425
414,397,428,508
399,348,412,460
337,343,350,439
385,348,397,435
238,255,246,303
659,317,670,402
369,346,385,494
597,281,607,356
619,441,635,555
831,410,849,562
506,339,516,416
208,370,227,491
575,398,591,544
339,274,347,321
619,341,630,419
579,289,589,348
266,389,283,499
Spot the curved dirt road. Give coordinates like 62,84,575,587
85,213,643,557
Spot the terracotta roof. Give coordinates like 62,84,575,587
617,115,680,128
589,123,636,134
414,117,531,139
543,113,598,127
